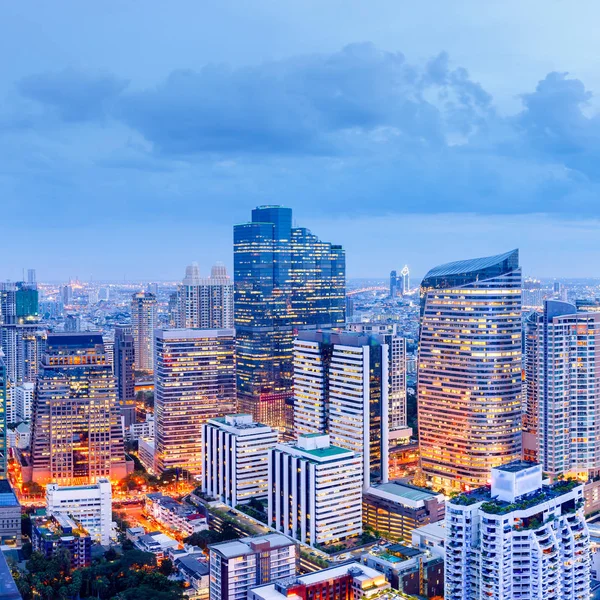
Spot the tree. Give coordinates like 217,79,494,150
159,558,174,576
184,529,222,549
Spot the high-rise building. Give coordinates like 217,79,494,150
234,206,345,430
390,270,398,298
268,434,363,547
445,462,590,600
176,262,234,329
418,250,522,491
60,285,73,306
154,329,236,475
64,314,80,332
113,324,136,429
28,333,129,485
15,382,34,422
209,534,297,600
293,330,388,489
27,269,36,285
400,265,410,295
131,292,157,372
202,414,277,506
0,351,7,479
46,478,112,545
525,300,600,478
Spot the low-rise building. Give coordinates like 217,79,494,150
362,544,444,598
135,531,179,560
248,563,390,600
144,493,207,537
362,482,445,542
31,513,91,568
446,461,591,600
209,534,297,600
0,481,21,547
46,478,112,545
174,553,210,599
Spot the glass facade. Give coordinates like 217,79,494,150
418,249,522,491
234,206,345,430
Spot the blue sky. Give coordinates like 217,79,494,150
2,0,600,280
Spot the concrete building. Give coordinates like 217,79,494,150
293,330,389,490
138,437,156,475
126,415,154,441
135,531,179,560
174,553,210,599
14,382,33,422
268,434,363,547
362,482,445,542
131,292,157,373
445,461,590,600
154,328,236,475
248,563,390,600
46,478,112,545
202,414,278,506
32,513,91,568
176,262,234,329
28,333,129,485
411,522,446,558
209,534,297,600
418,250,522,491
144,493,207,538
0,481,21,547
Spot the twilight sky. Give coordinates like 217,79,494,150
3,0,600,281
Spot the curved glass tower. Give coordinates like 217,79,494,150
418,249,522,491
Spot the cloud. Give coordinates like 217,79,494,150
17,68,129,123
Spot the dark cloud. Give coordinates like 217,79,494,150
17,68,129,123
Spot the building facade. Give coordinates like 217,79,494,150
418,250,522,491
293,331,389,489
131,292,157,372
445,462,590,600
15,381,34,422
209,534,297,600
524,300,600,478
0,352,7,479
154,329,236,475
46,478,113,545
234,205,345,431
113,324,136,429
32,513,91,568
176,263,234,329
29,333,129,485
268,434,363,547
0,480,21,546
202,414,278,506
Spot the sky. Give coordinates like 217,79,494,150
2,0,600,281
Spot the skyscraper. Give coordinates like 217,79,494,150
113,324,136,429
293,330,388,489
234,205,345,430
525,300,600,478
0,351,7,479
154,329,236,475
131,292,157,373
389,270,398,298
28,333,129,485
418,249,522,491
400,265,410,295
176,262,234,329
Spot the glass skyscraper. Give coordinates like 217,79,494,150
418,249,522,491
234,206,345,430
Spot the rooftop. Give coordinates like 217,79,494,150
495,460,536,474
370,482,439,503
210,534,294,559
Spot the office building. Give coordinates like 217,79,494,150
202,414,277,506
293,330,388,489
248,563,390,600
525,300,600,478
389,270,398,298
46,478,112,545
131,292,157,372
113,324,136,429
0,353,6,479
418,250,522,491
176,262,234,329
154,328,236,475
32,513,91,568
14,382,33,422
362,482,445,542
445,462,590,600
209,534,297,600
28,333,129,485
400,265,410,294
268,434,363,547
0,480,21,547
234,205,345,430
